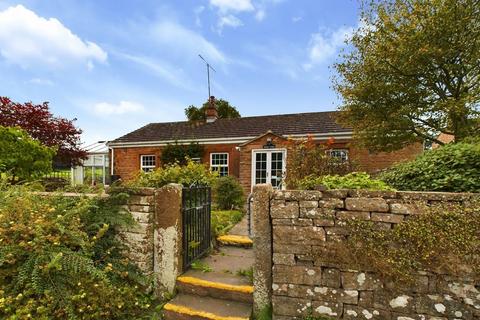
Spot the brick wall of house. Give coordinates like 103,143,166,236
350,143,423,173
111,138,423,189
256,188,480,319
111,144,240,181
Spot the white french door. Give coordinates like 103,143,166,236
251,149,286,190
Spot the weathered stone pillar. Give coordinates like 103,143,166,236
153,183,183,297
252,184,274,315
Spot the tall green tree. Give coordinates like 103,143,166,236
0,126,55,182
185,98,241,121
334,0,480,151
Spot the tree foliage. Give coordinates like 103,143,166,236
160,142,204,165
334,0,480,151
0,126,55,182
380,139,480,192
0,97,87,165
185,98,241,121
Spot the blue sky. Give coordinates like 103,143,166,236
0,0,360,144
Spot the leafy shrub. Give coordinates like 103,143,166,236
160,142,204,165
380,140,480,192
211,210,244,237
298,172,394,190
132,159,218,188
0,126,55,182
344,202,480,283
214,176,244,210
285,136,356,189
0,183,155,319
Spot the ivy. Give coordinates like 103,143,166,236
343,201,480,283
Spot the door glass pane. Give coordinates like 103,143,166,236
271,152,284,189
255,153,267,184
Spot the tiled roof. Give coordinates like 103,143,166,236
110,111,350,144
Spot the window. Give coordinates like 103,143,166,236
327,149,349,162
140,155,156,172
210,153,229,176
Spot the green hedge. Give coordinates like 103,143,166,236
380,140,480,192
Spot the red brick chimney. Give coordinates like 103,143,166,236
205,96,218,123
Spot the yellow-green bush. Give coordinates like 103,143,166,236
131,159,218,188
0,182,156,319
298,172,394,191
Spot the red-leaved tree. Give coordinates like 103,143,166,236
0,97,87,166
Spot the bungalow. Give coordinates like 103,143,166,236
107,97,422,193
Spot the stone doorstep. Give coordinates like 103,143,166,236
217,235,253,248
176,273,253,303
163,293,252,320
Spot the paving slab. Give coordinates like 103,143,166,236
163,293,252,320
228,214,249,236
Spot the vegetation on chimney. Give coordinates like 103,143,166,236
185,98,241,121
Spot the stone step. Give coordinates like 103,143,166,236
217,235,253,248
177,271,253,303
163,293,252,320
198,246,254,275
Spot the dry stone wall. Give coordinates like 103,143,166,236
254,186,480,320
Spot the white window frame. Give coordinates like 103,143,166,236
251,148,287,191
140,155,156,172
210,153,229,176
327,149,349,162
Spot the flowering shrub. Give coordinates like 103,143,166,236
132,159,218,188
285,136,355,189
0,182,156,319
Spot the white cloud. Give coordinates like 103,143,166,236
217,14,244,32
255,9,266,21
93,101,145,116
0,5,107,69
194,6,205,27
304,25,354,70
292,16,303,23
210,0,254,13
114,52,192,89
151,20,226,64
27,78,54,86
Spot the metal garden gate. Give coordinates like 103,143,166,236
182,186,212,269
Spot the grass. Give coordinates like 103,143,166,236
211,210,244,237
236,267,253,284
190,260,212,273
